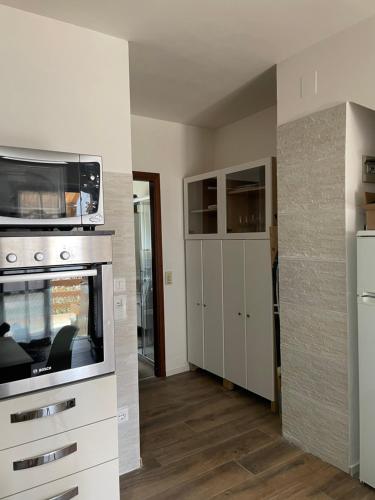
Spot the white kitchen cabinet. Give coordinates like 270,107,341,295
184,158,276,240
186,240,204,368
222,240,246,388
202,240,223,377
0,374,117,452
0,417,118,498
3,459,119,500
245,240,275,401
186,237,275,400
186,240,223,376
184,157,276,403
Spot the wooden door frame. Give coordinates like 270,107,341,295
133,171,166,377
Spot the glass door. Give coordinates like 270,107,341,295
0,267,103,386
225,164,267,235
133,181,155,379
187,176,218,236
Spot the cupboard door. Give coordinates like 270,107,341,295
222,240,246,387
203,240,223,377
185,240,204,368
245,240,275,401
186,176,218,236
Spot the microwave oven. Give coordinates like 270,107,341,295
0,146,104,227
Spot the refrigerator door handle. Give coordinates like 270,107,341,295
361,292,375,299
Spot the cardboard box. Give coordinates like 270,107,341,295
364,192,375,230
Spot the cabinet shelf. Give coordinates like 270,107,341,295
227,185,265,195
190,207,217,214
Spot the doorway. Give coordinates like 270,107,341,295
133,172,166,379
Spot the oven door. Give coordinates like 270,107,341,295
0,147,82,226
0,265,114,399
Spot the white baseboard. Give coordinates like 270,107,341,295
349,462,359,478
166,363,190,377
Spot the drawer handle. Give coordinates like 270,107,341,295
13,442,77,471
47,486,79,500
10,398,76,423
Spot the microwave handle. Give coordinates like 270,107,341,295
0,269,97,284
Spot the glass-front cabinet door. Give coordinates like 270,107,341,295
184,174,221,237
184,158,275,239
224,159,274,238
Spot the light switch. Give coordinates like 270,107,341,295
114,294,127,320
114,278,126,292
165,271,173,285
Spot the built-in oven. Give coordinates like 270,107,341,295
0,146,104,227
0,232,114,399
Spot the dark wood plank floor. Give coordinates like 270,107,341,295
120,369,375,499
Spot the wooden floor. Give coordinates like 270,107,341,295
120,370,375,499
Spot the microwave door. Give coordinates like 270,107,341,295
0,149,82,226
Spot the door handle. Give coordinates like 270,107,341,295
48,487,79,500
203,304,207,308
238,312,242,316
13,442,77,470
10,398,76,423
246,314,250,318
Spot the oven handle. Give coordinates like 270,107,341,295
0,269,97,284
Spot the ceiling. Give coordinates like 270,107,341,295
2,0,375,128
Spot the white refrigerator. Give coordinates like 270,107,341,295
358,231,375,487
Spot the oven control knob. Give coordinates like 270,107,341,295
60,251,71,261
90,174,96,181
34,252,44,262
6,253,17,263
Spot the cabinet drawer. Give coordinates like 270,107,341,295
3,459,119,500
0,375,117,451
0,417,118,498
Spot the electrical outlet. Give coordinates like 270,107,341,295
118,406,129,423
114,295,127,321
165,271,173,285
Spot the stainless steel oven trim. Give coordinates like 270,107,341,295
0,269,97,284
0,146,104,227
0,234,113,270
0,263,115,400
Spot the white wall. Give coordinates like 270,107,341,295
131,115,214,375
213,106,277,169
0,4,132,174
277,14,375,126
0,5,138,474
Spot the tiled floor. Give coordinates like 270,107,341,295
120,370,375,499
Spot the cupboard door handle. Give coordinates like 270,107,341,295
13,442,77,471
10,398,76,423
246,314,250,318
48,486,79,500
238,312,242,316
196,302,201,306
203,304,207,308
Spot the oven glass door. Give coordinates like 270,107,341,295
0,267,104,386
0,156,81,221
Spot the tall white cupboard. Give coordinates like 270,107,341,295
184,158,276,402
